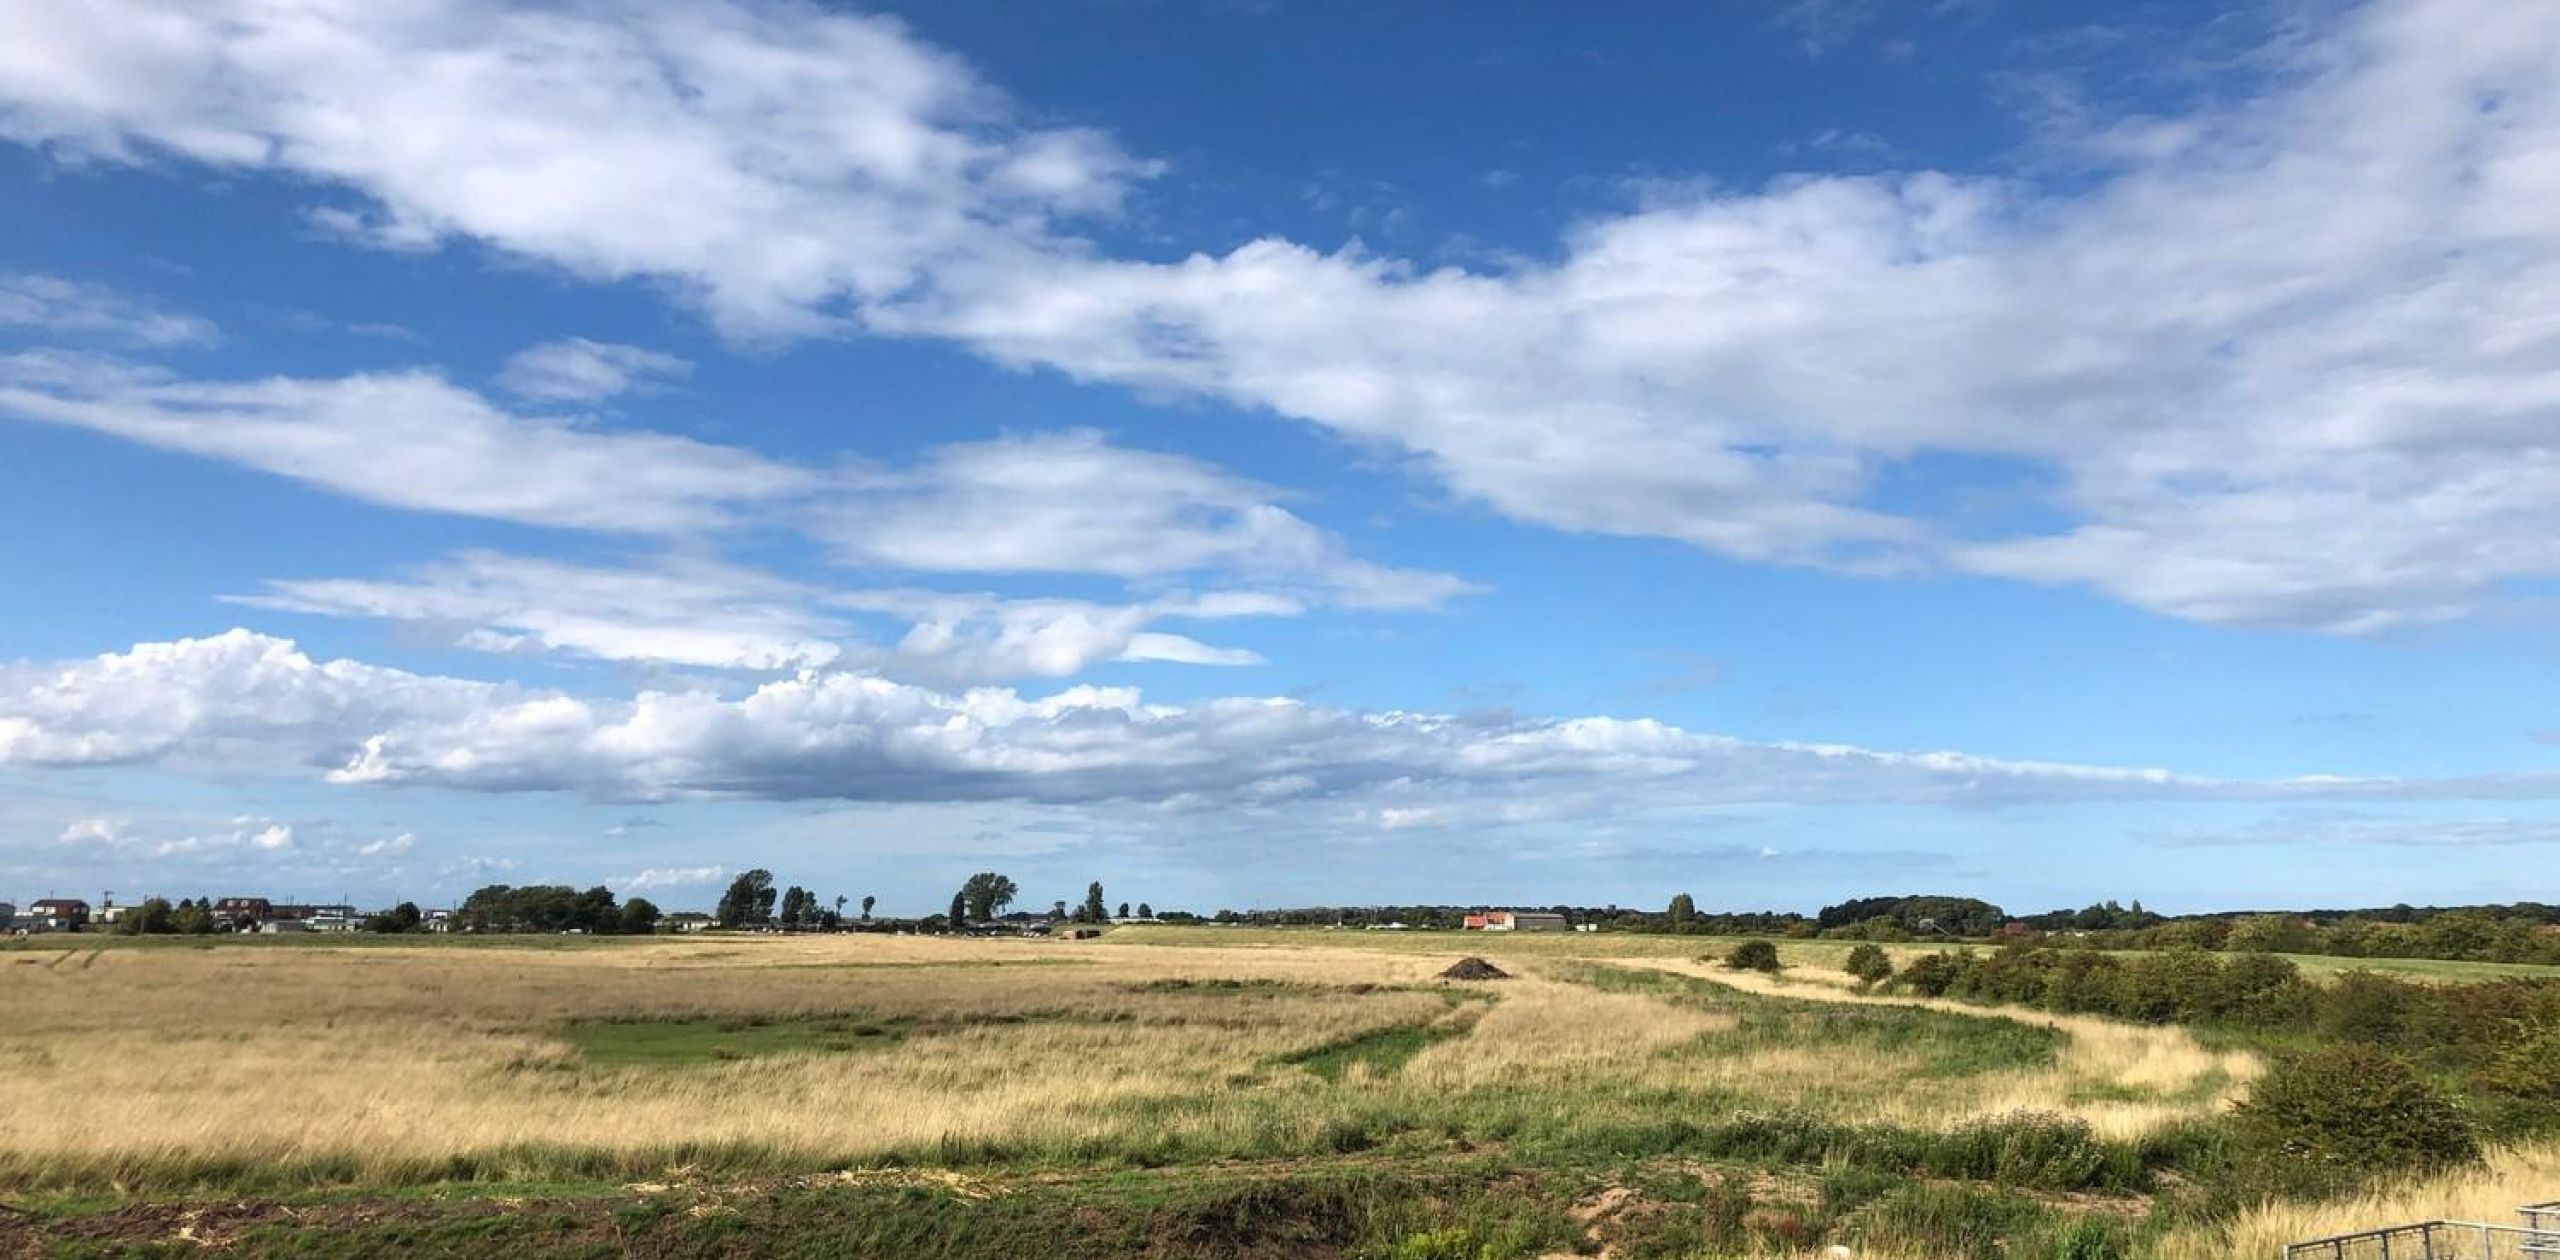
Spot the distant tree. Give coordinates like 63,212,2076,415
1668,892,1696,932
619,897,662,935
571,885,619,933
1137,902,1153,920
1081,882,1108,925
118,897,176,936
779,885,812,930
1051,899,1068,919
1117,901,1131,921
1724,940,1782,973
364,901,423,933
716,869,777,929
171,899,216,936
948,889,968,930
861,895,876,921
960,872,1018,921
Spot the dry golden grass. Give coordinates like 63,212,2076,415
2154,1142,2560,1259
0,932,2251,1190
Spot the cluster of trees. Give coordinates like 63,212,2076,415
112,897,216,935
711,870,878,931
456,884,660,934
1815,894,2010,939
2016,899,2165,932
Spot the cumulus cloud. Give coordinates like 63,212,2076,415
0,272,214,346
497,338,691,403
11,631,2557,817
8,0,2555,631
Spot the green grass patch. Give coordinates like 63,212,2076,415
560,1014,909,1067
1281,1013,1481,1083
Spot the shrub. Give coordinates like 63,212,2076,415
1845,943,1894,985
1896,951,1963,997
1724,940,1782,973
2228,1045,2481,1198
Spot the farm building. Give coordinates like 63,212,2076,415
1462,910,1569,932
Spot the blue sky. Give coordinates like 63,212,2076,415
3,0,2558,916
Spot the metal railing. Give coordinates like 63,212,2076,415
2524,1204,2559,1254
2281,1205,2560,1260
2283,1222,2556,1259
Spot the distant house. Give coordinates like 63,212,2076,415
422,909,455,933
1464,911,1568,933
663,913,715,934
26,899,89,932
213,897,273,927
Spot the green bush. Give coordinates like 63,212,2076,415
1845,943,1893,985
1723,940,1782,973
2229,1045,2481,1198
1896,951,1963,997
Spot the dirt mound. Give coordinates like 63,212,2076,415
1438,957,1511,981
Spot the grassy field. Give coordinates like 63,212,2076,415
0,929,2549,1258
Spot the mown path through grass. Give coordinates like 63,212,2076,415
1612,956,2261,1138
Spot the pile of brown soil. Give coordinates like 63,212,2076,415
1437,957,1511,981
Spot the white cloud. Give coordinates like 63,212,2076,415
0,354,810,533
0,0,1155,338
844,587,1270,683
0,273,214,346
355,832,415,857
8,0,2558,631
235,551,850,672
615,864,726,891
497,338,691,403
821,430,1478,609
2151,809,2560,849
11,631,2557,817
232,552,1280,683
54,814,298,857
